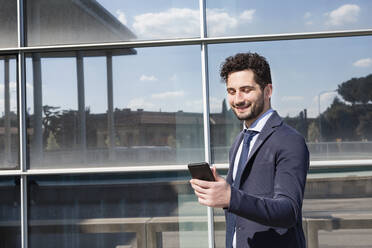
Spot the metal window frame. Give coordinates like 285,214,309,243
17,1,28,248
2,1,372,248
1,29,372,55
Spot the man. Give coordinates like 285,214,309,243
190,52,309,248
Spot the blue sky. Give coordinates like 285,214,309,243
6,0,371,118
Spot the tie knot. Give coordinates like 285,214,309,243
243,130,258,144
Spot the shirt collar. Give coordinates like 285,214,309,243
243,109,274,133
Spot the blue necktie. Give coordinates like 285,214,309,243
234,130,258,188
227,129,258,248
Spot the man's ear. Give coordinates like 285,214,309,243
264,84,273,99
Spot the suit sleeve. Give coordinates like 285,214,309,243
227,133,309,228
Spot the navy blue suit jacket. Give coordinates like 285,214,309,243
225,111,309,248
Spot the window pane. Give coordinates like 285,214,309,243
0,0,17,48
214,170,372,248
0,176,21,248
206,0,372,37
208,36,372,163
28,173,208,248
0,56,19,170
26,0,200,46
26,46,204,169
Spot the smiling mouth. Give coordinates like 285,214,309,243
234,104,251,111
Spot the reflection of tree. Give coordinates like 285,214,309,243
337,74,372,105
307,121,320,142
321,74,372,141
284,74,372,142
322,97,359,141
284,109,308,140
357,112,372,141
42,105,61,147
46,131,60,150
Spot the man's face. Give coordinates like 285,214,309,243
226,70,272,125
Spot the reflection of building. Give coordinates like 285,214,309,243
30,106,241,166
29,0,136,45
21,0,137,166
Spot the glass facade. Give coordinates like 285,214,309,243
209,36,372,163
28,172,207,248
0,56,19,169
1,0,372,247
0,0,17,48
26,46,204,169
206,0,372,37
0,176,21,248
26,0,200,46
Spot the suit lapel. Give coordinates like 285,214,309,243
234,111,282,187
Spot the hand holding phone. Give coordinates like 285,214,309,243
188,162,215,181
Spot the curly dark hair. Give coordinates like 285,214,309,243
220,52,272,89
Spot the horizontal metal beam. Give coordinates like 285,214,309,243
0,29,372,54
1,159,372,176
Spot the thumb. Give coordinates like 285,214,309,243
211,165,221,181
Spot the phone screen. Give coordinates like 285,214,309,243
187,162,215,181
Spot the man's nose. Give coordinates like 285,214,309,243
234,91,244,103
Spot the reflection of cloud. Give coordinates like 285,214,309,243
0,81,17,92
0,82,18,112
312,91,338,114
151,91,184,99
239,9,256,22
140,75,158,81
116,9,128,25
319,91,337,102
170,74,178,81
127,98,155,110
207,9,238,36
353,58,372,68
132,8,256,38
281,96,304,102
304,12,312,19
185,99,203,112
209,97,224,113
325,4,360,26
304,12,313,25
133,8,199,38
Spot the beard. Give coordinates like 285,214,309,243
232,94,265,122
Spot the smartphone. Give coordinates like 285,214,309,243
188,162,215,181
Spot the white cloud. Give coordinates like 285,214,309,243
132,8,256,38
151,91,184,99
353,58,372,68
127,98,155,110
281,96,304,102
140,75,158,82
0,81,17,91
116,9,128,25
325,4,360,26
313,91,338,112
304,12,312,19
239,9,256,22
170,74,178,81
209,97,225,113
133,8,200,39
207,9,239,36
184,99,203,112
